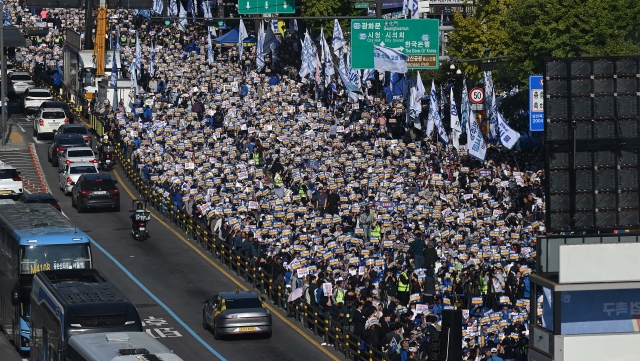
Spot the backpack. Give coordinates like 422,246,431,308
296,277,304,289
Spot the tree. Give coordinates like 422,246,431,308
506,0,640,84
447,0,640,125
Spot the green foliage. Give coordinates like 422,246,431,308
301,1,366,37
447,0,640,125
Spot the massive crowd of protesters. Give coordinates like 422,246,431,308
8,2,546,360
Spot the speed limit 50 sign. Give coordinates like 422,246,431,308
470,88,485,104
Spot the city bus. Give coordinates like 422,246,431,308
30,269,143,361
0,203,92,351
66,332,185,361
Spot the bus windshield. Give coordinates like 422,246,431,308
21,244,91,274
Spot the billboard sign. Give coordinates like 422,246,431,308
529,75,544,131
561,288,640,335
350,19,440,70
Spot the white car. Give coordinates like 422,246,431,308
22,87,53,115
58,162,98,195
0,162,23,197
57,147,97,171
7,72,34,95
34,108,68,140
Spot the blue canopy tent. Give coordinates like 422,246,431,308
213,28,257,47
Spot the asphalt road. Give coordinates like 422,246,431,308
6,111,341,361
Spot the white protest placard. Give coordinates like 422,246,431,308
297,267,309,278
358,266,366,275
415,304,429,314
248,201,259,209
185,162,195,170
322,283,333,296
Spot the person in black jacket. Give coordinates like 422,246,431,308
424,241,437,272
422,269,436,304
353,302,367,339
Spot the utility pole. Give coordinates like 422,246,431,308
85,0,94,49
376,0,382,18
1,3,6,146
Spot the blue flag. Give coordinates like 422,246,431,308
109,51,117,89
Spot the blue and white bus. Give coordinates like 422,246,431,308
0,203,92,352
30,269,143,361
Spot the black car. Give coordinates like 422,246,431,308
54,124,92,147
38,100,75,124
19,192,61,212
48,133,86,167
71,173,120,213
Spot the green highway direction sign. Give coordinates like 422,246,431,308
238,0,295,14
350,19,440,70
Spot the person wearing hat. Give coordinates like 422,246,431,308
483,347,504,361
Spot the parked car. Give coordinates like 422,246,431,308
39,100,76,124
48,134,86,167
33,107,68,140
7,71,34,95
203,291,272,339
58,162,98,195
21,87,53,115
19,193,61,211
54,124,92,147
0,161,23,198
71,173,120,212
57,146,97,171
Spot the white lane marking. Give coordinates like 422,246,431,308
18,124,25,133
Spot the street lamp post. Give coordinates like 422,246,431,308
1,3,6,146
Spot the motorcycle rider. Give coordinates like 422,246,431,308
98,134,114,169
130,202,148,235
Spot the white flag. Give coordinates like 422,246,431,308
412,71,425,113
256,21,265,71
129,62,138,95
450,87,462,150
373,45,408,73
149,41,155,77
332,19,346,56
169,0,178,16
135,32,141,73
496,111,520,149
152,0,163,14
320,28,335,86
484,71,497,138
239,19,248,64
467,106,487,161
208,28,215,65
410,0,419,18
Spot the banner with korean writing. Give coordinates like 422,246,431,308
560,289,640,335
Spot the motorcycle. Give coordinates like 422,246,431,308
129,199,151,241
99,145,115,172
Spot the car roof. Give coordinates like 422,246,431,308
9,71,30,76
66,146,93,152
59,124,87,130
21,193,56,201
27,87,50,92
56,133,86,141
42,108,66,113
41,101,68,107
80,173,114,181
218,291,260,300
67,162,97,167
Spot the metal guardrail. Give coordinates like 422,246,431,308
114,147,390,361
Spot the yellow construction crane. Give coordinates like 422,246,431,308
93,4,107,76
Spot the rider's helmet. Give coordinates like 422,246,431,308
137,203,144,210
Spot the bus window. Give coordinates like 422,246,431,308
21,244,91,274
